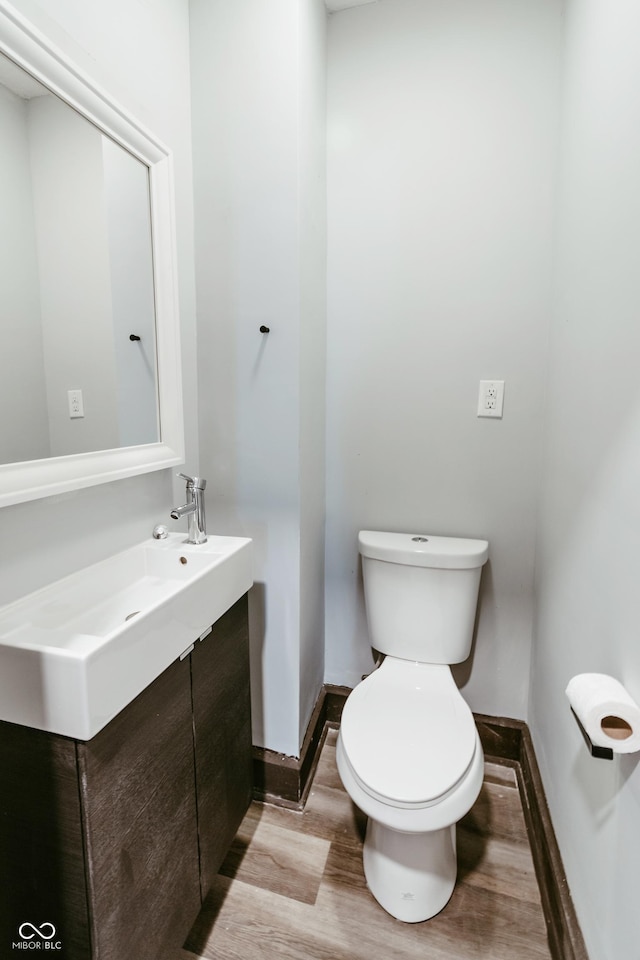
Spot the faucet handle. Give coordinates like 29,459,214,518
177,472,207,490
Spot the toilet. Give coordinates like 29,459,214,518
336,530,489,923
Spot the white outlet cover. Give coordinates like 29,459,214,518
68,388,84,419
477,380,505,419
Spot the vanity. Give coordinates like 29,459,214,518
0,536,253,960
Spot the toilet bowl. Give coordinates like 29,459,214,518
336,530,489,923
336,658,484,922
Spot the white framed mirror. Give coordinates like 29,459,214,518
0,1,184,507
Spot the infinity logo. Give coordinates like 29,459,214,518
18,923,56,941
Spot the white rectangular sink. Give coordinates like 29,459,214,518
0,533,252,739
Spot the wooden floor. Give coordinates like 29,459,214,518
181,728,552,960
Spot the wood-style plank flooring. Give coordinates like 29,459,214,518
181,728,552,960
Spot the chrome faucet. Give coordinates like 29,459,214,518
170,473,207,544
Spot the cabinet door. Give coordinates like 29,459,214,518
191,594,253,895
77,656,200,960
0,723,90,959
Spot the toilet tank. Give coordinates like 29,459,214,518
358,531,489,664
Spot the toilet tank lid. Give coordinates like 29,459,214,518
358,531,489,569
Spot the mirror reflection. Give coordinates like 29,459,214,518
0,51,159,467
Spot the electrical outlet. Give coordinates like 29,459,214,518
68,389,84,419
477,380,504,419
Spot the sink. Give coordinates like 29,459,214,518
0,533,252,739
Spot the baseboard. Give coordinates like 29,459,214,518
474,714,589,960
253,687,588,960
252,684,350,808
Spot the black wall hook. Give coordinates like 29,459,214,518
129,334,141,341
259,325,270,334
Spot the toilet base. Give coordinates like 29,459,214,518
362,819,457,923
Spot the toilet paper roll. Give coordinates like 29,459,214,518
566,674,640,754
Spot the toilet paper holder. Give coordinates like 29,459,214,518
570,708,614,760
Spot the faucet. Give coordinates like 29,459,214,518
170,473,207,544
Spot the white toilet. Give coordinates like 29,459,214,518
336,530,489,923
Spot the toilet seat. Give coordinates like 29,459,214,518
340,658,477,809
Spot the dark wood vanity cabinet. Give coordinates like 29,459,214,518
191,596,254,895
0,595,252,960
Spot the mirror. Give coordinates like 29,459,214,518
0,53,160,463
0,1,183,507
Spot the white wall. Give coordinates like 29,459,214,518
0,0,197,607
324,0,563,720
298,0,328,750
0,86,49,463
190,0,326,756
531,1,640,957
